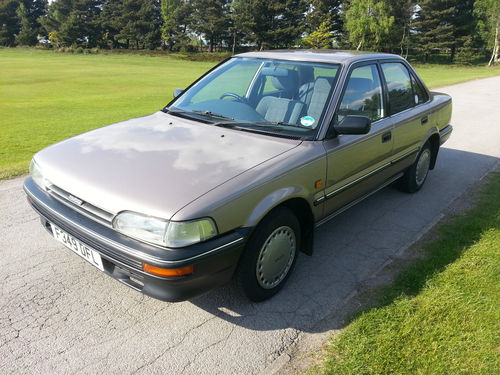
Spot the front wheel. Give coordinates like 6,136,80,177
237,207,300,302
399,142,432,193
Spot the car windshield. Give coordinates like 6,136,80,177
166,57,340,138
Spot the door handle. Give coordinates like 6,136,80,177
382,132,392,143
421,116,428,125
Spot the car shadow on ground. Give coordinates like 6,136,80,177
189,148,499,333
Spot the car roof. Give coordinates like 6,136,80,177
234,50,403,65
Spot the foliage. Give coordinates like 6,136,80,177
190,0,230,52
0,0,22,46
15,0,46,45
345,0,395,50
0,0,498,60
232,0,308,49
414,0,476,62
305,0,343,37
40,0,103,48
160,0,192,51
302,20,332,49
474,0,500,65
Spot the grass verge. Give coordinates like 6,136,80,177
1,48,500,179
308,172,500,375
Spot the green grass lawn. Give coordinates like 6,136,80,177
1,47,500,179
0,48,215,179
309,172,500,375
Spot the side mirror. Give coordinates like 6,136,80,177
173,88,184,98
332,115,371,135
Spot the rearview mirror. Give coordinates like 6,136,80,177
332,115,371,135
173,88,184,98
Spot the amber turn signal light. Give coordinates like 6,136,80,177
142,263,194,277
314,180,324,189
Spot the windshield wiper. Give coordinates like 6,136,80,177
163,107,234,122
254,121,313,130
190,110,234,121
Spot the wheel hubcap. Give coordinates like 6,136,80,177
256,226,296,289
416,149,431,186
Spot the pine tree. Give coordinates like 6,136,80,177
233,0,307,49
41,0,103,48
112,0,162,49
16,0,47,45
414,0,476,62
305,0,343,37
190,0,231,52
160,0,191,51
302,20,332,48
0,0,21,46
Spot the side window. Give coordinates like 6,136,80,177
412,74,429,104
381,63,414,115
338,64,384,122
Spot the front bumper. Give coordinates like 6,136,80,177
24,178,248,302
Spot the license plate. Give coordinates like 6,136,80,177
50,223,104,271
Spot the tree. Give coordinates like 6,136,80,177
40,0,103,48
112,0,162,49
233,0,308,49
414,0,476,62
161,0,191,51
475,0,500,65
305,0,343,37
387,0,414,55
345,0,395,50
0,0,21,46
190,0,231,52
16,0,47,45
302,20,332,48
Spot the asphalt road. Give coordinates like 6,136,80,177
1,76,499,375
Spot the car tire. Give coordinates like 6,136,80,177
237,206,301,302
399,141,432,193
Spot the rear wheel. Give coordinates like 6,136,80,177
237,207,300,302
399,142,432,193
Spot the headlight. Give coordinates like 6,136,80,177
113,212,168,246
112,212,217,248
165,219,217,248
29,159,51,190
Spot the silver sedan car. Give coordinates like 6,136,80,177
24,50,452,302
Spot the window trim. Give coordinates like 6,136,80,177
332,61,387,127
379,61,416,116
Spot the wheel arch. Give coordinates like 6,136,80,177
243,190,315,256
426,132,440,170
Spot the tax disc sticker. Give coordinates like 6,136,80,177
300,116,315,127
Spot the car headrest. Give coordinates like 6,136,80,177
261,67,299,98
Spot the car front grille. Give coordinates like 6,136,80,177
47,184,114,227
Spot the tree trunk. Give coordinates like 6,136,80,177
232,31,235,55
400,25,406,56
488,18,499,66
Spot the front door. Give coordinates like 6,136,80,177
322,63,395,217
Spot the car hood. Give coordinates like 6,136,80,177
35,111,301,219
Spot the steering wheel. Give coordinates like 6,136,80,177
219,92,246,103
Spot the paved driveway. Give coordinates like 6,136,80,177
1,76,499,375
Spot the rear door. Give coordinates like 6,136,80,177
379,62,431,170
